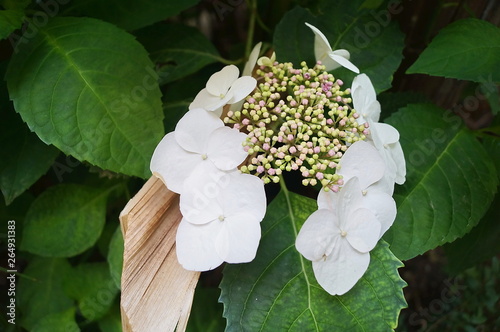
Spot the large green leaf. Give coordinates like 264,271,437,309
21,183,110,257
18,257,74,330
407,18,500,83
63,262,119,321
61,0,199,31
6,17,164,178
0,9,23,40
273,2,405,92
220,189,406,331
135,23,220,85
0,61,59,205
383,104,498,260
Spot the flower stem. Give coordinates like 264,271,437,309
278,174,288,193
245,0,257,59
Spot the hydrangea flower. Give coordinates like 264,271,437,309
296,177,381,295
148,35,405,294
318,140,397,237
305,22,360,73
150,108,247,194
189,65,257,113
351,74,406,185
176,165,266,271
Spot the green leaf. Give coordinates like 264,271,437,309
0,109,59,205
273,2,405,92
62,0,199,31
63,262,119,321
186,287,225,332
98,305,122,332
444,192,500,275
0,9,23,40
406,19,500,83
0,61,59,205
378,91,429,120
107,225,124,289
135,23,220,85
31,307,80,332
96,219,119,257
21,183,110,257
383,104,498,260
6,17,164,178
220,189,406,331
18,257,74,330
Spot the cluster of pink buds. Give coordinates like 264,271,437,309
224,61,368,188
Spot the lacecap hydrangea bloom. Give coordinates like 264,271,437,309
150,22,406,294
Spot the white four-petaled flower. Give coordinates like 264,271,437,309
189,65,257,114
319,141,397,237
296,177,381,295
150,108,248,194
305,22,360,73
176,166,266,271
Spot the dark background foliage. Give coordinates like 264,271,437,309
0,0,499,331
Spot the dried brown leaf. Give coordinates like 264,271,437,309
120,177,200,332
